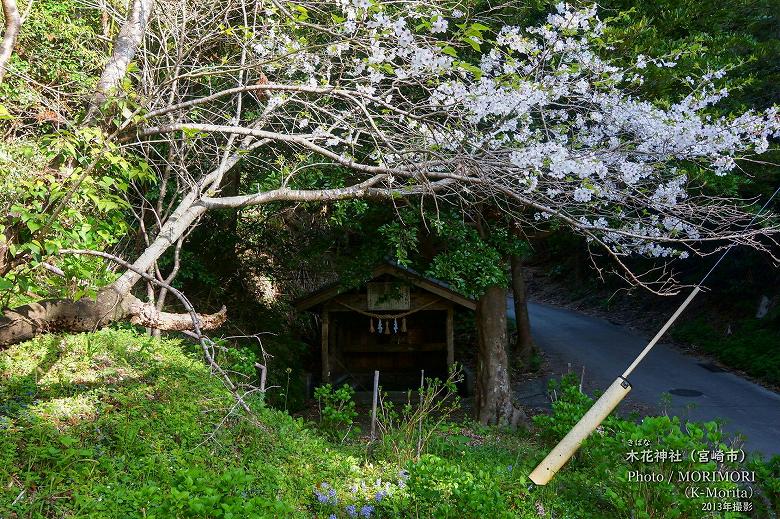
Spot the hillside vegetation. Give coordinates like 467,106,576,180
1,0,779,517
1,331,778,518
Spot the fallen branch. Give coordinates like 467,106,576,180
1,248,262,426
55,249,256,417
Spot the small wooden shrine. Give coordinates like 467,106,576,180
295,262,475,389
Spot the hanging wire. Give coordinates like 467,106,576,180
622,184,780,378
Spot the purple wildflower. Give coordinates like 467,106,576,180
315,482,335,504
360,504,375,518
345,505,358,518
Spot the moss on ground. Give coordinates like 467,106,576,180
2,330,776,518
0,330,542,517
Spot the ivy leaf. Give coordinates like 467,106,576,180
26,220,42,233
464,36,481,52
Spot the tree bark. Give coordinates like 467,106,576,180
0,169,393,347
100,0,111,37
510,254,535,369
114,200,207,293
0,225,12,276
475,284,527,427
85,0,155,120
0,286,225,347
0,0,21,84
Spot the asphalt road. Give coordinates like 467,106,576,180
510,299,780,457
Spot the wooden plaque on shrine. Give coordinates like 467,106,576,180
367,282,410,310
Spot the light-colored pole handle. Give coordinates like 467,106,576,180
529,376,632,485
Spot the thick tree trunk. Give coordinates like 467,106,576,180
0,287,226,347
475,285,527,427
85,0,155,120
0,0,21,83
510,254,535,369
114,202,207,293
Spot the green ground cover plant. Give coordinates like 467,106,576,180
673,313,780,386
2,330,777,517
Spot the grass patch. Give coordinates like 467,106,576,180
0,330,539,517
1,330,777,517
0,330,342,517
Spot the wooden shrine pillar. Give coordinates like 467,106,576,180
321,310,330,382
446,306,454,368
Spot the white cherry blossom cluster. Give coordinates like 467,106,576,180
140,1,780,277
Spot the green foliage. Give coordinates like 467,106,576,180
533,374,761,518
380,209,530,299
0,330,340,517
314,383,359,441
600,0,780,110
749,455,780,516
0,0,106,126
77,465,294,518
309,426,538,518
311,477,407,519
260,335,310,413
672,312,780,386
376,367,463,464
425,229,507,299
0,128,154,306
404,454,509,517
2,330,776,517
0,1,158,306
215,342,259,378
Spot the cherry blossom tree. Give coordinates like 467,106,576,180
2,0,779,424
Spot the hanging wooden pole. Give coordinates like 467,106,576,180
370,370,380,441
530,288,701,485
530,186,780,486
530,376,631,485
